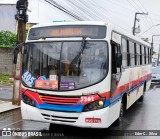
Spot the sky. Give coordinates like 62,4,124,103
1,0,160,52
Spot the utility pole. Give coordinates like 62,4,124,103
12,0,28,105
133,12,148,35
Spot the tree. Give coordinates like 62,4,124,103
141,37,149,43
0,31,16,48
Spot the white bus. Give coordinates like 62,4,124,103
16,21,152,128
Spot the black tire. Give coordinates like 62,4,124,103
49,123,55,131
115,101,124,125
138,95,144,102
49,123,62,131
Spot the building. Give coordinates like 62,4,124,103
0,2,17,33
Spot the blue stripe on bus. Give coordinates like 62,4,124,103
36,76,151,112
37,103,84,112
104,76,152,107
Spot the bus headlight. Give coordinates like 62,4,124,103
22,93,36,107
83,98,105,112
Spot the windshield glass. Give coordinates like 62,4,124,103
22,41,108,91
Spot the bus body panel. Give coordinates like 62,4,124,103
21,100,121,128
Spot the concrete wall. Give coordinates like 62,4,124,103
0,48,13,75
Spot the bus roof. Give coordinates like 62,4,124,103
31,21,108,29
29,21,151,47
113,25,151,47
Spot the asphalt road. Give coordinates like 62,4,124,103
0,84,160,139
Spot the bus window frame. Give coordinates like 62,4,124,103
22,40,109,92
120,36,151,69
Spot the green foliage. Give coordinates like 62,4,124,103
141,37,149,43
0,31,16,48
0,74,13,85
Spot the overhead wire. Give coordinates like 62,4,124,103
43,0,83,20
126,0,157,37
41,0,160,40
67,0,93,20
136,0,160,34
126,0,140,12
107,0,136,12
78,0,104,20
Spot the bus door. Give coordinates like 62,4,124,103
110,40,122,97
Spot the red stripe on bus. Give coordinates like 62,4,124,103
113,73,151,97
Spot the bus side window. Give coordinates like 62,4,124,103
141,45,145,65
136,44,141,66
122,38,131,68
148,48,150,64
111,42,117,74
134,43,137,66
140,45,142,65
129,41,135,67
150,48,152,63
144,46,146,64
122,38,128,68
146,47,149,64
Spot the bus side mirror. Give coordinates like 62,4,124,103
116,53,122,67
13,47,19,64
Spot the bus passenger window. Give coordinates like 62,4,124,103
144,46,146,64
129,41,135,67
140,45,142,65
148,48,150,64
141,45,145,65
146,47,149,64
134,43,137,66
122,38,128,68
136,44,141,66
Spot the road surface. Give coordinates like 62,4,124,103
0,84,160,138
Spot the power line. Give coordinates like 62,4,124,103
67,0,91,20
136,0,160,33
130,0,143,12
127,0,159,36
126,0,140,12
44,0,83,20
107,0,135,12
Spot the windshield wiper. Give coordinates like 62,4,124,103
70,37,87,74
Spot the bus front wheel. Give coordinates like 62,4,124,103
115,101,125,125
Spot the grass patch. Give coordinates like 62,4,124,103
0,74,13,85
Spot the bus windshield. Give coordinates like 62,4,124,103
22,41,108,91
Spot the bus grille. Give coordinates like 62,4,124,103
40,94,80,105
41,113,78,123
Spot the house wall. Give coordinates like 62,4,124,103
0,48,13,75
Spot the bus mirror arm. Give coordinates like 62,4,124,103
116,53,122,67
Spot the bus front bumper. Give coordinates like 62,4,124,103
21,101,114,128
